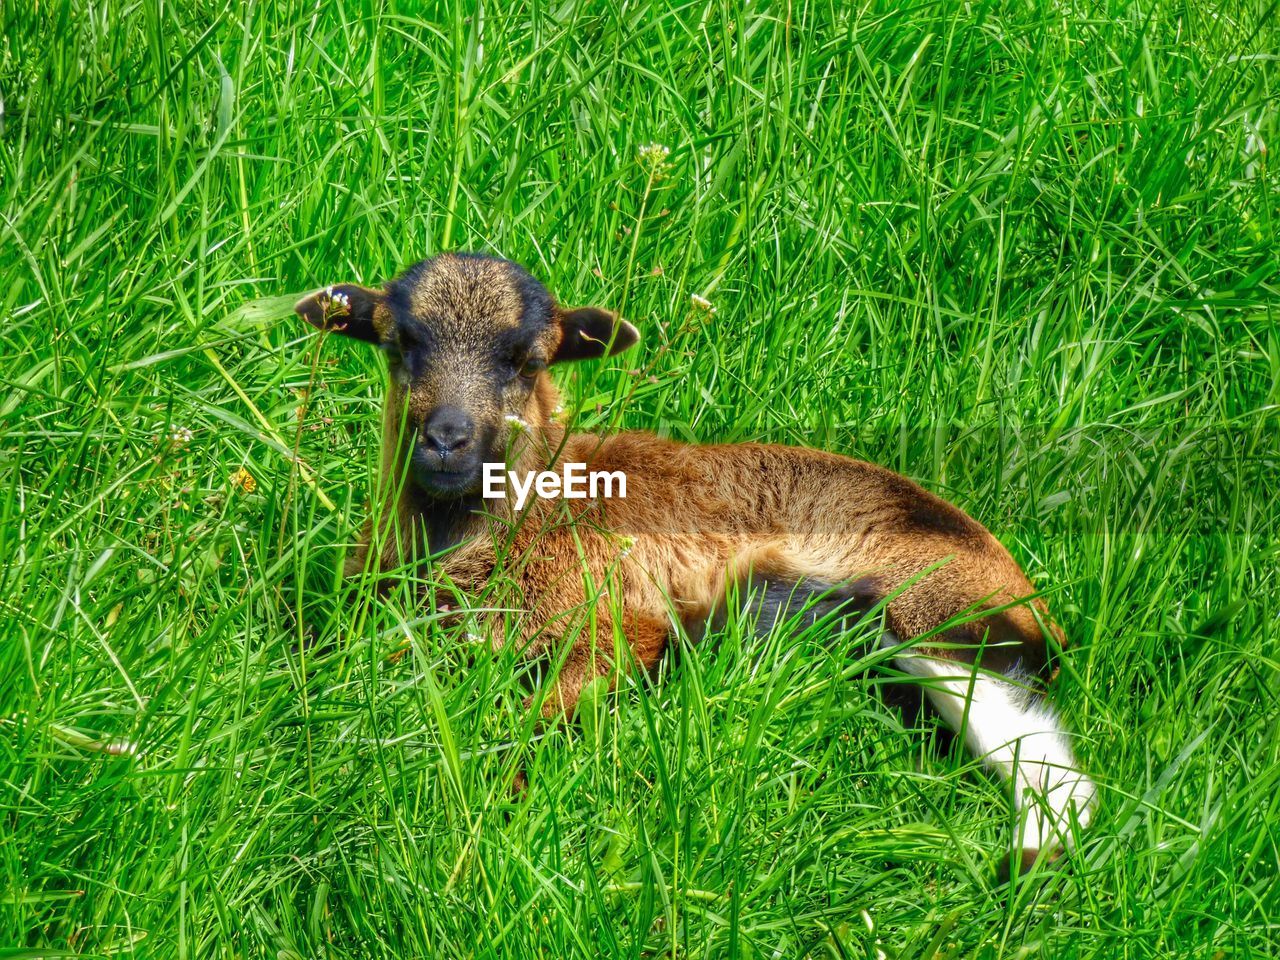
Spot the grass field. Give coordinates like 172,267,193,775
3,0,1279,956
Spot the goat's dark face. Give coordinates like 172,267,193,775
295,253,639,499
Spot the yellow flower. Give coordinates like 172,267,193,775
229,467,257,494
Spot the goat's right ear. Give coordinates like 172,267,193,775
294,284,388,344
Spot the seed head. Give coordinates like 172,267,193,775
638,142,672,178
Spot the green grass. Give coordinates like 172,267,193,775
2,0,1279,956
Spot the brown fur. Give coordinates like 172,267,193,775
479,431,1060,713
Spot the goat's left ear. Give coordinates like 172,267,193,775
551,306,640,364
294,284,388,344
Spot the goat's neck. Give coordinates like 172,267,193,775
404,486,485,557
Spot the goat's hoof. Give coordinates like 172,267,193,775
510,767,529,797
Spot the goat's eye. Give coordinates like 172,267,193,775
518,356,547,379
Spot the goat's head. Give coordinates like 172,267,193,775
295,253,639,499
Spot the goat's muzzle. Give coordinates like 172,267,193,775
410,405,489,497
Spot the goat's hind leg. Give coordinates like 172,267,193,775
720,575,873,637
723,543,1096,873
890,645,1097,874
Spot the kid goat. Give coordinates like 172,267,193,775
296,253,1096,872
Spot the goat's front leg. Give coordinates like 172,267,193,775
509,613,667,796
526,612,671,719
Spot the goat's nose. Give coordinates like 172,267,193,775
422,406,475,457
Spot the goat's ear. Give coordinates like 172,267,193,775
294,284,388,344
551,306,640,364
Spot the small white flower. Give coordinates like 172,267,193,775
320,286,350,319
690,293,716,314
504,413,528,433
167,425,193,446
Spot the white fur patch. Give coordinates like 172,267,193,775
885,637,1096,853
